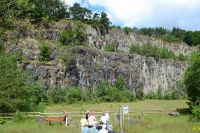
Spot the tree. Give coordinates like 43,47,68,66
0,0,20,26
92,13,100,21
69,3,92,20
171,27,186,41
39,43,51,61
0,53,46,112
17,0,68,22
183,51,200,104
184,31,193,46
99,12,110,34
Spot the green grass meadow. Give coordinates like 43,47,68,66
0,100,200,133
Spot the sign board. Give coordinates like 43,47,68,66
123,106,129,114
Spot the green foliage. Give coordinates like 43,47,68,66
0,0,19,26
114,75,126,91
161,34,180,42
49,87,85,104
111,25,121,29
60,23,85,45
129,44,177,60
69,3,92,20
191,105,200,121
123,27,133,34
95,76,136,102
0,0,68,26
139,27,167,37
139,27,200,46
99,12,111,35
13,111,25,122
183,51,200,104
39,43,51,61
145,89,182,100
0,117,6,125
178,54,188,61
0,53,46,113
18,0,69,22
103,43,116,52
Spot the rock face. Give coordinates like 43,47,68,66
20,46,187,94
7,21,192,94
85,28,196,56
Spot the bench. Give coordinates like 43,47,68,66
46,116,65,125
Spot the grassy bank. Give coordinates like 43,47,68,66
0,100,199,133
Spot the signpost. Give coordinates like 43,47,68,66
119,106,129,133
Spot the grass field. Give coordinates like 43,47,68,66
0,100,200,133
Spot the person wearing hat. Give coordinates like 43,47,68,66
88,111,96,127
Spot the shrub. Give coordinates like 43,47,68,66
39,43,51,61
129,44,180,60
161,34,180,42
49,87,85,104
178,54,188,61
60,28,74,45
145,89,182,100
191,105,200,121
123,27,133,34
103,43,116,52
95,78,136,102
60,23,85,45
183,51,200,104
13,111,26,122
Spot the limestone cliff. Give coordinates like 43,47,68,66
6,20,194,94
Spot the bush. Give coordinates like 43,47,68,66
60,23,85,45
145,89,182,100
49,87,85,104
95,76,136,102
191,105,200,121
129,44,179,60
60,28,74,45
13,111,26,122
103,43,116,52
161,34,180,42
183,51,200,104
123,27,133,34
177,54,188,61
39,43,51,61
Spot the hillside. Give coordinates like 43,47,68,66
4,20,197,96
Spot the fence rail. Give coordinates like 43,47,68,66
0,109,178,119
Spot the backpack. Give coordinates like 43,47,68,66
63,116,66,122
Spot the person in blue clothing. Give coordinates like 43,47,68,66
80,114,88,133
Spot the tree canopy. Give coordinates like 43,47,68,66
0,53,46,112
183,50,200,104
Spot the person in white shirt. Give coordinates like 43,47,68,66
100,112,110,129
99,124,108,133
80,114,88,133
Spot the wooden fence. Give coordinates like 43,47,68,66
0,109,178,119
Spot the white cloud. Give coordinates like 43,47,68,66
64,0,200,30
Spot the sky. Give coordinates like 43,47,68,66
63,0,200,30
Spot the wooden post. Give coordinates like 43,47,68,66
119,107,124,133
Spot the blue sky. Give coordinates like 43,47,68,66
63,0,200,30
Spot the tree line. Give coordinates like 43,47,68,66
138,27,200,46
0,0,110,35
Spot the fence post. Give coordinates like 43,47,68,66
119,107,124,133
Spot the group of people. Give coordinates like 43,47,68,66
80,110,116,133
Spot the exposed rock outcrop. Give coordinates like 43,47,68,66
6,20,192,94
